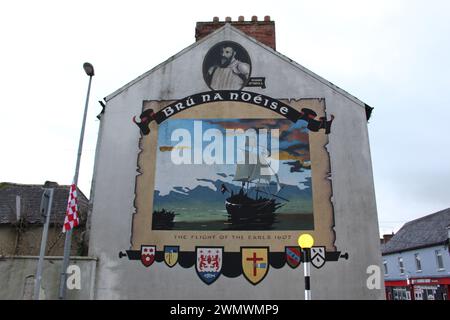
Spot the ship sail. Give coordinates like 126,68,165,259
225,142,284,229
256,155,281,192
233,150,281,192
233,163,257,182
233,150,257,182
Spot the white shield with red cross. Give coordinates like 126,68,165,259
140,245,156,267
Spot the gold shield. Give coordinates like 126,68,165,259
164,246,179,268
241,248,269,285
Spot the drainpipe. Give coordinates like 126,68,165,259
447,226,450,248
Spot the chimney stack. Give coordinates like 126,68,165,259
381,233,395,244
195,16,276,50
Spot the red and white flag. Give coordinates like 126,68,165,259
63,184,79,232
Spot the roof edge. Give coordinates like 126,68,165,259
104,24,368,108
225,24,367,108
105,24,229,102
381,240,448,255
0,182,89,201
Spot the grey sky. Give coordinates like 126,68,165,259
1,0,449,235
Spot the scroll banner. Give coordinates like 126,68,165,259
118,249,349,278
133,90,334,135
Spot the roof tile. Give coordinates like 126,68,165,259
382,208,450,254
0,182,89,225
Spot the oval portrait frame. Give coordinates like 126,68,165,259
202,41,252,91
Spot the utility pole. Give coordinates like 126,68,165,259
59,62,95,300
34,185,54,300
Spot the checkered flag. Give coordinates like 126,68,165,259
63,184,79,232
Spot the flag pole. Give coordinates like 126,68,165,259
58,63,94,300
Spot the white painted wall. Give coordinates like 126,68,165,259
88,25,384,299
0,256,96,300
383,245,450,280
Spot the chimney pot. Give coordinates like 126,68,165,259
382,233,394,244
196,17,276,50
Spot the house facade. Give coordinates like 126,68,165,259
0,182,94,299
382,208,450,300
88,17,383,299
0,182,89,256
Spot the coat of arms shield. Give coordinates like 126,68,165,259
285,246,301,268
140,245,156,267
241,248,269,285
311,246,326,269
164,246,179,268
196,247,223,285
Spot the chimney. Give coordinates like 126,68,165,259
381,233,394,244
195,16,276,50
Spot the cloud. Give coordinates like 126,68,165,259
159,146,190,152
285,160,311,173
208,119,293,132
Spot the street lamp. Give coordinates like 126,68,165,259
298,234,314,300
59,62,95,300
83,62,95,76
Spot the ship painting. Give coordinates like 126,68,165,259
151,118,314,231
221,149,287,229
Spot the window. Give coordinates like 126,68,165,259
415,253,422,272
383,261,389,275
435,250,444,270
393,287,410,300
398,257,405,274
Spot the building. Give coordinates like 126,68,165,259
382,208,450,300
0,182,89,256
87,16,383,299
0,182,95,299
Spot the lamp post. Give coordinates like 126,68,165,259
298,234,314,300
58,62,94,300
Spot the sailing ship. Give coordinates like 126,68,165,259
222,148,286,229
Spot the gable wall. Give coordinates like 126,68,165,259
89,26,384,299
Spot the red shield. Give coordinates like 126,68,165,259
140,245,156,267
285,246,301,269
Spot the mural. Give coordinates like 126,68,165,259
119,41,349,285
152,118,313,231
203,41,251,90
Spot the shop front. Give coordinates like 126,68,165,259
385,277,450,300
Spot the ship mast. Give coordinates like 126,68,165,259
232,149,281,196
